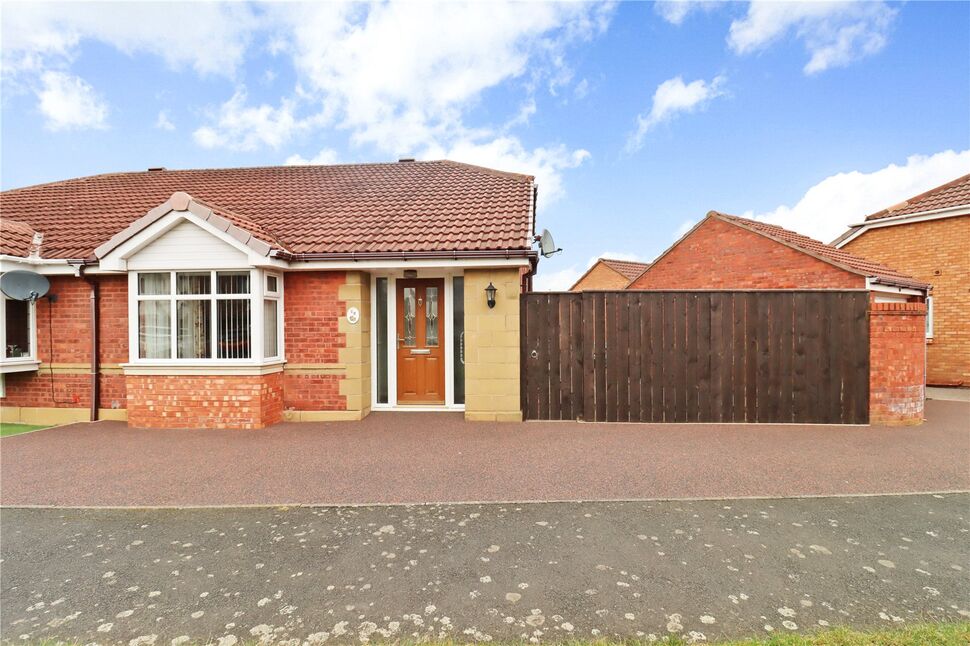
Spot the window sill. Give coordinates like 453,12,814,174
121,361,285,376
0,359,41,374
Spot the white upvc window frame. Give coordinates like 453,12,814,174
0,294,39,374
127,269,284,366
262,272,284,362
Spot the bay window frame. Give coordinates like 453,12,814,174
128,269,284,365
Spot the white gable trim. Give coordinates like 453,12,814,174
99,210,287,271
833,207,970,248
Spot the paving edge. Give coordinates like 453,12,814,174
2,489,968,511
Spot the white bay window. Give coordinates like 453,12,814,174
131,269,282,364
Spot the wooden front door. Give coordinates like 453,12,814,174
396,278,445,404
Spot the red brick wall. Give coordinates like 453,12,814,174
282,271,348,411
1,275,129,411
629,217,864,290
869,302,926,425
126,372,284,429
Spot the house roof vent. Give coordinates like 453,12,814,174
397,157,415,163
147,167,166,172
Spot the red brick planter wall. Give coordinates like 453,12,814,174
869,302,927,425
126,372,284,429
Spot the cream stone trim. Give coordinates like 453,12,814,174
1,406,127,425
283,363,348,375
282,409,367,422
35,362,124,375
121,363,285,376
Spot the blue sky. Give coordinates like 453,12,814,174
2,1,968,289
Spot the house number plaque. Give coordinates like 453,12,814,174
346,307,360,324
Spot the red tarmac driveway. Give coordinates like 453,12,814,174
2,400,968,507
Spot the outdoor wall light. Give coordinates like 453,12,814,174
485,282,497,309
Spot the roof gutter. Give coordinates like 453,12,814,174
270,249,538,262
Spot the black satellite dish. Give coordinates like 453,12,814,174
0,270,50,302
537,228,562,258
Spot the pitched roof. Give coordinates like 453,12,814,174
712,212,929,290
600,258,651,280
865,173,970,221
0,160,536,259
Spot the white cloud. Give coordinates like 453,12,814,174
193,87,307,152
196,1,609,203
284,148,340,166
433,136,590,204
36,71,107,131
627,75,726,151
746,149,970,242
155,110,175,131
534,251,649,291
3,1,607,202
654,1,721,26
1,2,257,77
728,1,897,74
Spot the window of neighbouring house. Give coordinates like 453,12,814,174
926,296,934,339
1,295,35,363
133,269,283,363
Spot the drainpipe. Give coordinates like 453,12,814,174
71,262,99,422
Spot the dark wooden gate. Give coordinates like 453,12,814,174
521,290,869,424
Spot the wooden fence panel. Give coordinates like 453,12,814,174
521,291,870,424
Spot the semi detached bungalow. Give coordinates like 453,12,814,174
0,161,533,428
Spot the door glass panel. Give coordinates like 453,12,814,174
452,277,464,404
425,286,439,346
376,278,388,404
403,287,416,346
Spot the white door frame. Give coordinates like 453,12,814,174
370,269,464,411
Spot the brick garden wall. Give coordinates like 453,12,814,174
844,216,968,386
126,372,284,429
629,217,865,290
869,302,927,425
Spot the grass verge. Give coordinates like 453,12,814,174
16,622,970,646
0,422,50,437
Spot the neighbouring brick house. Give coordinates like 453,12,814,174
627,211,931,425
569,257,650,291
833,174,969,387
0,161,535,428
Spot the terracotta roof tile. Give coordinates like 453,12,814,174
0,218,37,257
865,173,970,220
714,212,929,290
600,258,651,280
0,160,535,259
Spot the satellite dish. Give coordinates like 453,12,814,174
0,270,50,302
538,228,562,258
